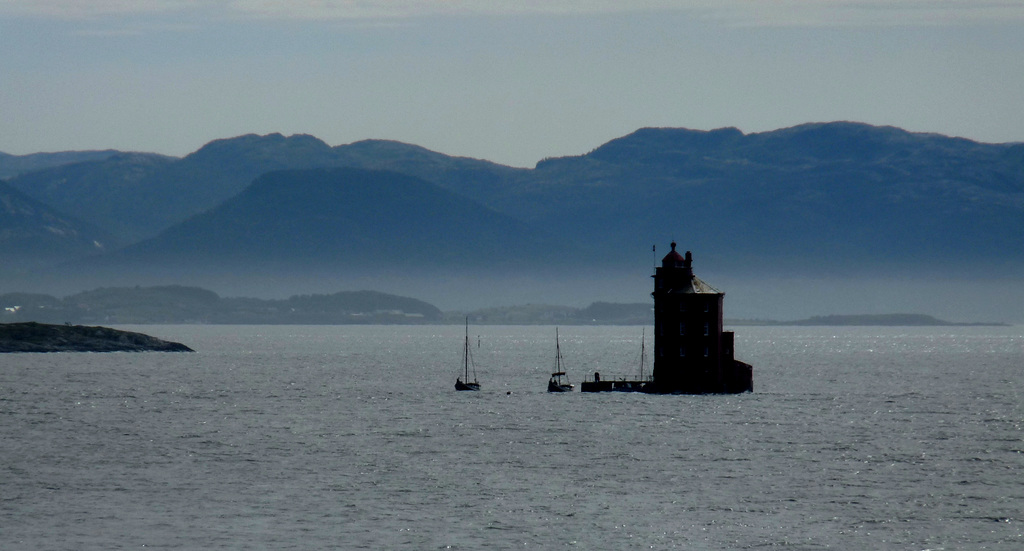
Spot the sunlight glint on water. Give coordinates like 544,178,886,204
1,325,1022,549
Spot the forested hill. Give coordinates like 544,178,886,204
0,286,444,325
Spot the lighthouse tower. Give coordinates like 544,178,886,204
651,243,752,393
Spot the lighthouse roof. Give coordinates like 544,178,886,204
662,248,685,264
657,243,722,294
686,276,721,294
661,242,686,267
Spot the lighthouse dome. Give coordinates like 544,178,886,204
662,242,686,268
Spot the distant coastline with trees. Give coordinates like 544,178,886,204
0,285,1007,327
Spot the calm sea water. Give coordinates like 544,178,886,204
2,325,1022,550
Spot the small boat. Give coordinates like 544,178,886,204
547,328,574,392
455,318,480,391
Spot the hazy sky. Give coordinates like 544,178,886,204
2,0,1023,167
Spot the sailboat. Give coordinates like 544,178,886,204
455,318,481,391
547,327,574,392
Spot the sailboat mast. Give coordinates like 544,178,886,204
555,327,562,372
640,328,646,381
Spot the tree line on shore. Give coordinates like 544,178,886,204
0,285,654,325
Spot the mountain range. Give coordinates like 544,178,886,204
0,180,113,272
2,122,1022,321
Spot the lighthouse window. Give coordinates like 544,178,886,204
704,346,709,357
703,322,709,336
679,302,686,312
679,322,685,335
679,346,685,357
704,303,709,312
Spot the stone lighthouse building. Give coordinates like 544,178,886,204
651,243,753,393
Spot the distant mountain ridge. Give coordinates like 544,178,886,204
505,122,1024,270
0,149,123,179
85,166,567,276
4,135,332,241
3,133,524,243
2,122,1022,320
8,123,1022,270
0,180,113,273
4,152,178,242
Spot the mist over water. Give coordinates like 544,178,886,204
6,266,1020,325
2,325,1022,549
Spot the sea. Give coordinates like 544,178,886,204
1,324,1021,550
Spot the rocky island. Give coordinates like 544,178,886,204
0,322,193,353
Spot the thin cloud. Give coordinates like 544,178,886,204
71,22,204,37
0,0,206,18
704,0,1024,28
2,0,1023,26
226,0,1024,26
225,0,666,19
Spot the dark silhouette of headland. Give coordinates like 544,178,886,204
0,322,193,353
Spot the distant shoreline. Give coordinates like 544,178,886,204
1,286,1012,327
727,314,1010,327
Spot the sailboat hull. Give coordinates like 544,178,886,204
547,381,573,392
547,373,574,392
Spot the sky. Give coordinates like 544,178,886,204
2,0,1023,167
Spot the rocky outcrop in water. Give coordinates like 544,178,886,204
0,322,193,352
